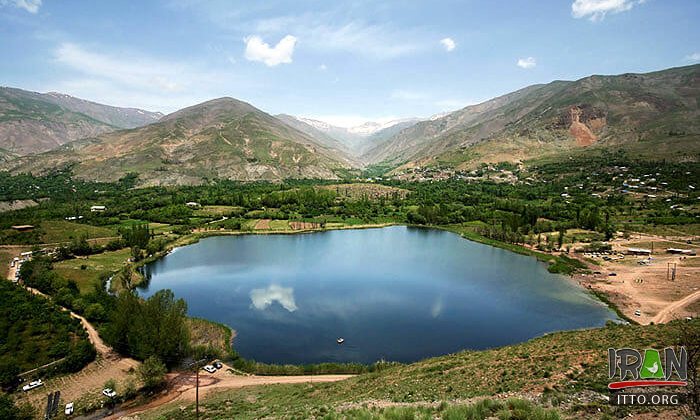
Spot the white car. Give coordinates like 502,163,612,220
65,402,74,415
22,379,43,392
634,310,641,317
102,388,117,398
202,365,217,373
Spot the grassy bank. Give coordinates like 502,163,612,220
187,317,236,360
438,224,588,275
146,320,694,419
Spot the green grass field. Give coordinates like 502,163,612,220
40,220,116,243
53,248,131,293
193,205,245,217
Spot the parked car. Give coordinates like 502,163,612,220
22,379,43,392
65,402,74,415
634,310,641,317
202,365,216,373
213,361,223,369
102,388,117,398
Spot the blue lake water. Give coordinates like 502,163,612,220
139,226,618,364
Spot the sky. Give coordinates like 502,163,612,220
1,0,699,126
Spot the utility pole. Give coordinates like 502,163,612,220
667,262,677,281
188,358,207,419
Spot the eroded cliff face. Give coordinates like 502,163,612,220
567,106,607,146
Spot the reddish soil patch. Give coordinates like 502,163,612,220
289,221,320,230
569,107,598,146
254,219,271,230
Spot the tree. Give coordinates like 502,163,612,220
138,356,167,391
557,227,565,249
131,246,142,262
104,289,189,367
0,359,19,390
0,394,34,420
84,303,106,321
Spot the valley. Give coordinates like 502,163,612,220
0,146,697,417
0,62,698,420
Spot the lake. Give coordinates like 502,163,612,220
139,226,618,364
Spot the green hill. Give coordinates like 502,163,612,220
147,321,695,419
5,98,354,185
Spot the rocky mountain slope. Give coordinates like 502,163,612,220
5,98,351,185
4,64,698,183
369,64,700,171
0,87,162,155
278,115,421,157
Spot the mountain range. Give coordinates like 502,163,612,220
0,87,162,156
2,64,699,184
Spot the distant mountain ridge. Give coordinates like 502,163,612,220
2,64,698,184
0,87,162,155
277,115,422,157
368,64,700,171
5,97,351,185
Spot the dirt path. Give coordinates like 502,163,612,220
15,283,140,412
110,369,353,419
6,256,141,413
70,311,112,356
652,289,700,324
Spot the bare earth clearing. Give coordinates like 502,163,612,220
574,233,700,324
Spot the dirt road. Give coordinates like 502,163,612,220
6,257,141,413
652,289,700,324
110,369,353,419
70,311,112,356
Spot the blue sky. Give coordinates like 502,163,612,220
1,0,699,126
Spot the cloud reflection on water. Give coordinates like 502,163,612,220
250,284,298,312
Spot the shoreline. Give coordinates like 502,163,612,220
137,222,630,353
147,223,697,326
143,221,628,312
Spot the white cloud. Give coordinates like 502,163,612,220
244,34,297,67
571,0,645,21
0,0,41,14
55,43,184,92
250,284,298,312
517,57,537,69
1,0,41,13
49,42,231,112
440,37,456,52
254,15,422,59
318,63,327,71
685,52,700,62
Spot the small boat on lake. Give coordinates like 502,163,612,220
336,338,345,344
